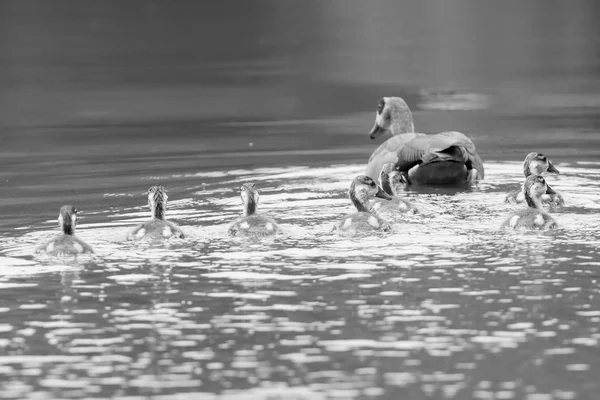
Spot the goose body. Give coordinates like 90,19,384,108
372,163,418,218
228,183,281,237
128,186,185,241
505,152,564,206
36,205,94,256
365,97,484,187
335,175,393,234
501,175,558,230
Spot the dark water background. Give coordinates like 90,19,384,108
1,1,600,399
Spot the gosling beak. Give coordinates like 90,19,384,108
369,122,385,140
375,186,393,200
547,162,560,174
545,184,557,195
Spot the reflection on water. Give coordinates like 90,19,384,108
1,162,600,399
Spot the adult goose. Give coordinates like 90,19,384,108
365,97,484,187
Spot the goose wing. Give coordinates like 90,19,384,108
74,236,95,253
395,135,432,171
365,133,422,178
367,133,421,164
394,134,465,171
436,131,485,178
395,131,484,178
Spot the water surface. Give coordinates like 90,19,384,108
1,160,600,399
1,1,600,399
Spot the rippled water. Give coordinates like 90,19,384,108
3,1,600,398
1,160,600,399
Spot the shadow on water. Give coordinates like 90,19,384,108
1,1,600,399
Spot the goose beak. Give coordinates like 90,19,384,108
369,122,385,139
547,162,560,174
545,184,557,195
375,187,393,200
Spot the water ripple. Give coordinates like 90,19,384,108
0,162,599,398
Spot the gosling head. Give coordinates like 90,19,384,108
350,175,393,202
523,175,552,208
147,185,168,219
369,97,415,139
379,163,404,195
240,183,260,216
523,152,559,177
58,205,78,235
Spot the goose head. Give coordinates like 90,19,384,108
369,97,415,139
